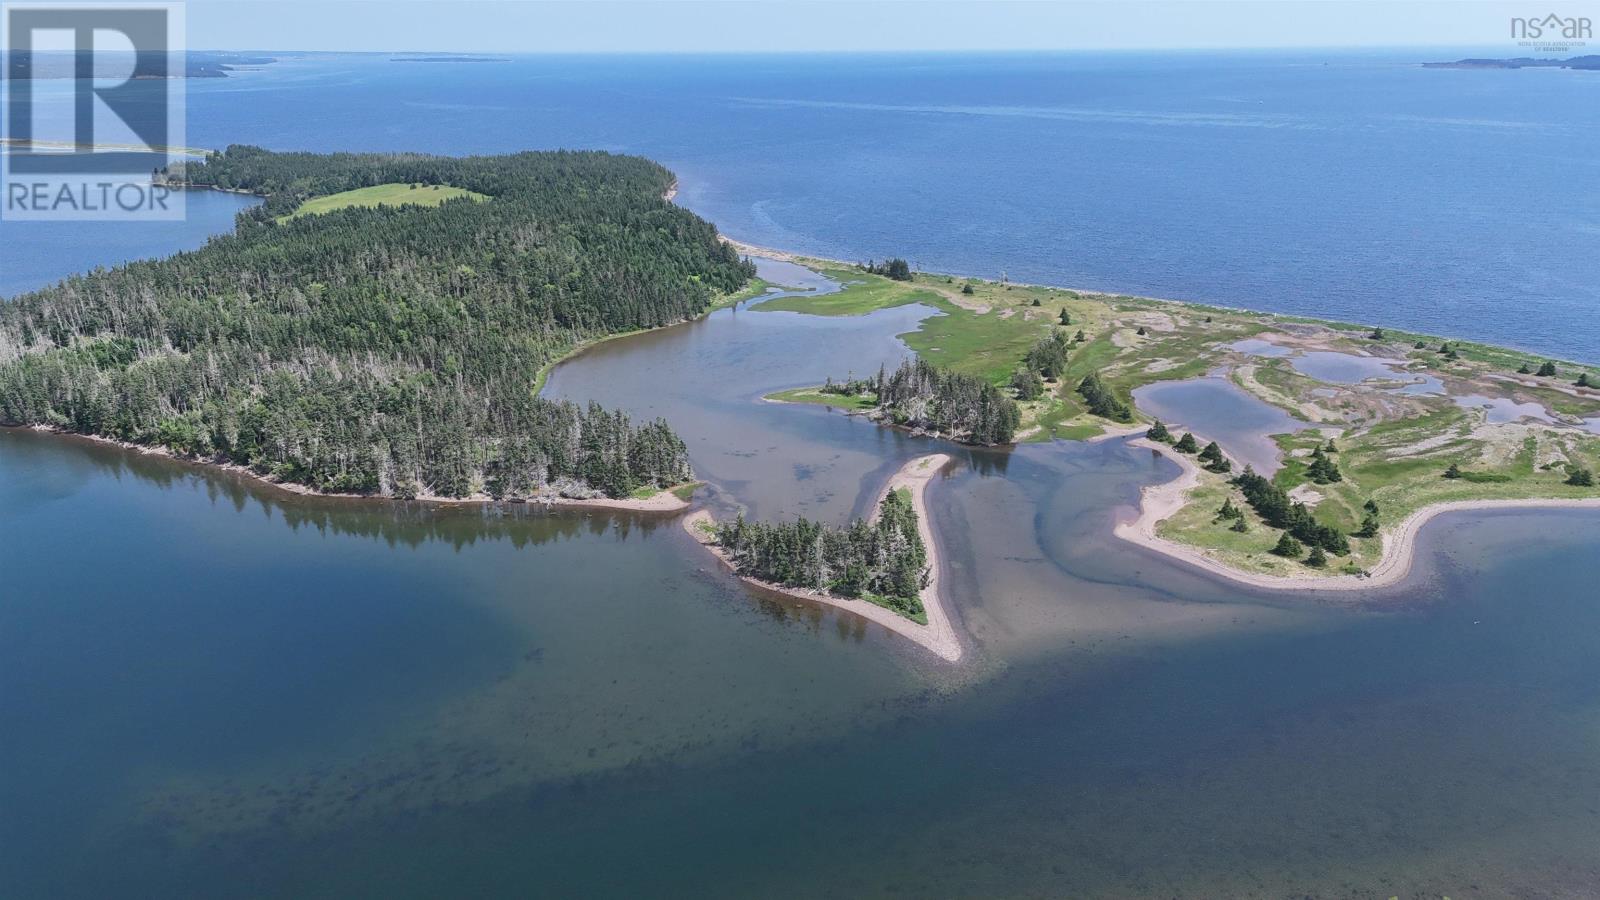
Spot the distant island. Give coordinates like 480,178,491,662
1423,55,1600,70
2,50,278,78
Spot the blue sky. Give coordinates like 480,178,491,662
182,1,1570,53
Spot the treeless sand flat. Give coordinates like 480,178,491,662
684,453,964,662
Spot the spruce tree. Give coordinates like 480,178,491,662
1306,545,1328,568
1306,448,1342,484
1174,432,1199,453
1271,532,1303,558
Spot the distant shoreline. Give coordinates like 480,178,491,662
684,453,964,662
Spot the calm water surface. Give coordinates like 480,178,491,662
8,51,1598,359
5,280,1600,896
1132,375,1314,473
0,190,259,297
177,51,1600,361
5,51,1600,899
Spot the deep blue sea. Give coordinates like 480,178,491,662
5,52,1600,898
10,49,1593,358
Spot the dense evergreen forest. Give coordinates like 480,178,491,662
822,358,1020,445
0,146,754,498
711,490,929,619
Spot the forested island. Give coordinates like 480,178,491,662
684,453,961,659
802,358,1020,445
0,146,754,500
2,50,278,78
1423,55,1600,71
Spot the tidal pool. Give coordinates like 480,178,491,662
1131,376,1312,474
1288,350,1407,384
1452,393,1557,425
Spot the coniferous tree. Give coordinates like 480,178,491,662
1011,366,1044,401
1146,420,1173,443
864,358,1020,445
1271,532,1303,558
1174,432,1199,453
1026,329,1072,381
1231,466,1350,555
713,490,930,619
1537,361,1558,377
0,147,750,499
1076,373,1132,422
1306,446,1343,484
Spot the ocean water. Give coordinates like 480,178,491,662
5,52,1600,898
0,189,259,297
6,303,1600,894
155,50,1600,361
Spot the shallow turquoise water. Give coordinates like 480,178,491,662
4,294,1599,896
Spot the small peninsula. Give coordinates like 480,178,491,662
750,247,1600,587
686,453,962,662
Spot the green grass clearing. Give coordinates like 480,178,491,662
280,183,488,221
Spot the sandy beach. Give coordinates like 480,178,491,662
684,453,964,662
1115,435,1600,592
